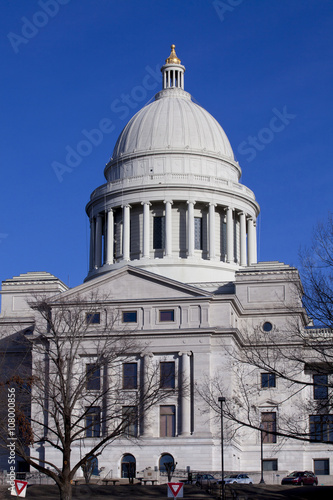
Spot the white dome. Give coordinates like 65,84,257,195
111,88,234,161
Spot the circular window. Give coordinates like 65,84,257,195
263,321,273,332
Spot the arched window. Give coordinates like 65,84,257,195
159,453,175,481
121,454,136,480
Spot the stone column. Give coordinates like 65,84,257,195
226,207,234,263
141,353,154,437
106,209,114,264
240,212,247,266
208,203,216,260
187,201,195,257
247,218,256,265
164,200,173,257
253,219,257,264
179,351,191,436
95,214,103,268
122,205,131,261
89,217,95,271
142,202,151,259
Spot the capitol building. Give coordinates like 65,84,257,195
0,45,331,483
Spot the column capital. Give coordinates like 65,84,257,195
106,207,113,213
121,204,132,209
140,352,153,358
141,201,152,206
225,205,234,212
178,351,192,357
187,200,196,206
208,202,217,207
163,200,173,205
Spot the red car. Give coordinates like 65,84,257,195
281,471,318,486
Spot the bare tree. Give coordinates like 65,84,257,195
0,293,172,500
197,214,333,446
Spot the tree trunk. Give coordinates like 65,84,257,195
58,480,72,500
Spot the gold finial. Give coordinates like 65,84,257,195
165,44,181,64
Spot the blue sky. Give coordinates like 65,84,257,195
1,0,332,290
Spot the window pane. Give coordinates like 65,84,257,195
194,217,202,250
123,363,137,389
160,362,175,389
85,407,100,437
263,459,278,471
261,373,276,388
122,311,137,323
314,459,329,475
86,364,101,391
153,216,165,249
122,406,138,437
261,412,276,443
160,405,175,437
313,374,328,399
160,310,174,322
86,313,100,324
310,415,333,442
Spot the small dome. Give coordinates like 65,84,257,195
111,88,234,162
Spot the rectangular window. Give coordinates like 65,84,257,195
261,373,276,388
194,217,202,250
86,312,100,324
160,405,175,437
261,412,277,443
123,363,137,390
159,310,174,322
122,406,138,437
313,374,328,400
310,415,333,442
153,216,165,249
160,361,175,389
86,364,101,391
263,459,278,471
85,407,100,437
122,311,137,323
314,459,329,475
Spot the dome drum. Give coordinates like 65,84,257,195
85,199,258,283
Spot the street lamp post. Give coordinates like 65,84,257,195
259,423,265,484
218,397,226,500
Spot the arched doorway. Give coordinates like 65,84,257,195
121,454,136,481
159,453,175,481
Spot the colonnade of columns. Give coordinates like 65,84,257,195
88,201,257,272
163,67,184,89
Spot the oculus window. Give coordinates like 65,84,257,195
262,321,273,332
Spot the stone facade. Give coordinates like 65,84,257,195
0,46,332,483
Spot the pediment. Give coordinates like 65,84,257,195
50,266,210,303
